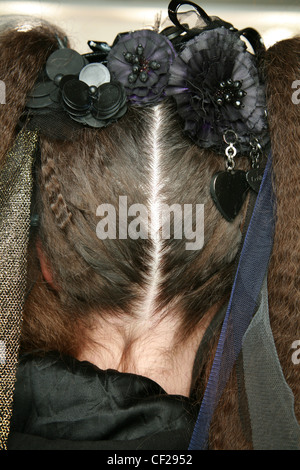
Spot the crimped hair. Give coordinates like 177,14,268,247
0,16,299,449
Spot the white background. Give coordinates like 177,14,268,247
0,0,299,52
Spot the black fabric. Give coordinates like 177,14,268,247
9,352,199,449
7,429,191,450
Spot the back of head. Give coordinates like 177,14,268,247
0,15,248,349
0,3,299,450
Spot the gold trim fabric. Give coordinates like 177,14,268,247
0,130,38,450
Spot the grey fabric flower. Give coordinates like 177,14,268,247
166,27,269,153
107,29,177,105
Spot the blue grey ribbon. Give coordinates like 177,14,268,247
189,151,275,449
242,275,300,450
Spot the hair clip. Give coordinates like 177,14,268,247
168,0,211,30
83,41,112,64
168,0,236,35
23,0,270,222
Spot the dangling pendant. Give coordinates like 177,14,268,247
210,130,249,222
246,168,264,193
246,138,264,193
210,170,249,222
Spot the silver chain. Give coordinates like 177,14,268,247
223,130,238,171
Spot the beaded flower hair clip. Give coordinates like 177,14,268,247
24,0,270,222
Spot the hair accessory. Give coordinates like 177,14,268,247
166,25,269,155
79,63,111,87
190,151,276,450
107,29,176,105
210,130,249,222
45,48,87,81
246,137,264,193
23,0,270,221
26,42,127,129
168,0,211,29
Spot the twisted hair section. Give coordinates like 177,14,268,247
41,155,72,230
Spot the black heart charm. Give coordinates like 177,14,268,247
210,170,250,222
246,168,264,193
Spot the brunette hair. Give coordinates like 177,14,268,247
0,17,299,449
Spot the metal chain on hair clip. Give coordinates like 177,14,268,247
245,137,264,193
250,137,262,170
224,129,238,172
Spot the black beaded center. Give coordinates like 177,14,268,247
123,44,161,84
214,78,247,109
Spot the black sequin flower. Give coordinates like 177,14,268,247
26,48,128,130
59,75,127,128
107,29,177,105
166,27,268,153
